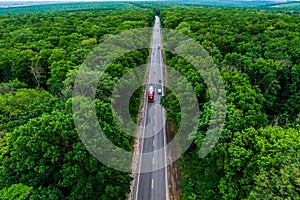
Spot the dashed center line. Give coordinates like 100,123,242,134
151,179,154,189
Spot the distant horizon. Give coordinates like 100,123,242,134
0,0,297,2
1,0,298,9
1,0,153,1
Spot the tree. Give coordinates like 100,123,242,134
163,15,180,29
159,6,300,200
286,64,300,123
0,88,60,132
219,126,300,199
1,110,131,199
48,48,66,64
47,60,75,95
0,79,27,95
30,55,44,88
0,49,14,83
0,183,33,200
11,50,37,86
241,58,282,112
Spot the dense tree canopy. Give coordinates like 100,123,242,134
0,2,300,199
160,6,300,200
0,6,153,199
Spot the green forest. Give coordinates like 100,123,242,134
0,7,153,199
160,6,300,200
0,2,299,200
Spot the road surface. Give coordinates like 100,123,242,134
136,16,168,200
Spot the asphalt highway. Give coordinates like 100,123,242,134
136,16,168,200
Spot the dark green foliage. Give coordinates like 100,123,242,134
1,2,300,199
0,6,153,199
160,6,300,200
1,110,131,199
160,6,300,124
0,2,140,15
129,86,143,124
0,9,153,93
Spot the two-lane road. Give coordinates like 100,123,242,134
136,16,168,200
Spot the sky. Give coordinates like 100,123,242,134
0,0,101,1
0,0,138,1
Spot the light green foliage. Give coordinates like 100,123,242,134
219,126,300,199
118,20,149,30
0,79,27,95
47,60,75,95
0,88,60,132
48,48,66,64
163,15,181,29
81,38,97,46
222,71,267,131
0,183,33,200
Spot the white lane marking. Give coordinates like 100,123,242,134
157,17,170,200
152,157,154,165
151,179,154,189
135,16,157,200
135,96,148,200
153,140,155,147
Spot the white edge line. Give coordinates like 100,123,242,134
135,77,148,200
158,17,170,200
135,16,157,200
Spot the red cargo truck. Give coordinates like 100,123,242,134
148,86,154,103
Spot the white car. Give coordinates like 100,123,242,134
157,89,162,94
149,86,154,92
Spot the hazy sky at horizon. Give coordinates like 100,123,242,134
0,0,292,2
0,0,138,1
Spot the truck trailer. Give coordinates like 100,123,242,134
148,86,154,103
